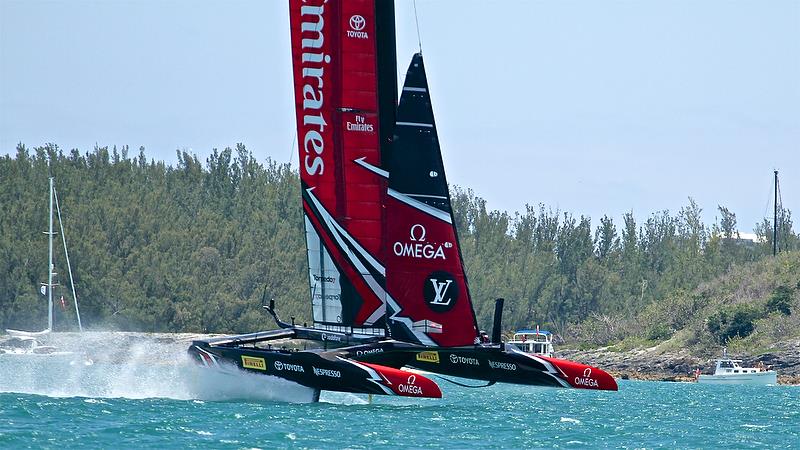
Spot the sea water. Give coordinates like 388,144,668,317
0,334,797,449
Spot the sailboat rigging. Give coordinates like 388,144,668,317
5,163,83,349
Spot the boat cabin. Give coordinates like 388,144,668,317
713,358,765,375
508,329,554,357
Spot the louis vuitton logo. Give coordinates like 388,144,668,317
429,278,453,306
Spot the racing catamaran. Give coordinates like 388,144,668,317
189,0,441,400
188,0,617,397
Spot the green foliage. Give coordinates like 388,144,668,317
706,303,763,344
0,143,305,333
2,144,799,341
646,322,673,341
766,285,793,315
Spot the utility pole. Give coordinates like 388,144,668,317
773,170,778,257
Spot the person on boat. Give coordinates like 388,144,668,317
479,331,490,344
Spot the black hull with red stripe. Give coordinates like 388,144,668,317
340,341,618,391
188,333,442,399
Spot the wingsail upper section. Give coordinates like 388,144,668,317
289,0,390,330
384,54,480,347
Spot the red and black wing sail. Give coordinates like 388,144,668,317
289,0,391,332
383,53,480,347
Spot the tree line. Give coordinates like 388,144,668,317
1,144,796,338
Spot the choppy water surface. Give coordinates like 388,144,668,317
0,333,797,449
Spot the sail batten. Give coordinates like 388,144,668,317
387,189,452,224
396,121,434,128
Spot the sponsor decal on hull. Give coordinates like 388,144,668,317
313,367,342,378
574,367,599,388
416,351,440,364
449,354,480,366
356,348,384,356
397,374,423,395
488,360,517,371
274,360,305,373
534,355,618,390
241,356,267,371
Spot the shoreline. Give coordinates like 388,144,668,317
557,340,800,386
3,331,799,385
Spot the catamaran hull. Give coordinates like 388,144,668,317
188,339,442,399
341,341,619,391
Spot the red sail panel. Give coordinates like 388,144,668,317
289,0,338,209
338,110,383,254
337,0,384,257
385,196,479,347
290,0,386,329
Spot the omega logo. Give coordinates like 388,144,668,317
393,224,448,260
410,224,426,242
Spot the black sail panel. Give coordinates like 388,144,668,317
389,55,449,209
384,53,479,347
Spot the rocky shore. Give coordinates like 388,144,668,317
557,339,800,385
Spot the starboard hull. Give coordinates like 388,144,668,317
340,341,619,391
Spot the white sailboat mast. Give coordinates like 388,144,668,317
47,174,54,332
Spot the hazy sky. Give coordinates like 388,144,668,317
1,0,798,232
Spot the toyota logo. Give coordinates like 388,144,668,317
349,15,366,31
274,360,284,371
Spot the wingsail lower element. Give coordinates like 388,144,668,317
289,0,392,333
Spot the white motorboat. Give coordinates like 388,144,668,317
697,350,777,385
508,327,554,357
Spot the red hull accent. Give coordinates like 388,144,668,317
539,356,619,391
361,362,442,398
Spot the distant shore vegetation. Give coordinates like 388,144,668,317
2,143,798,351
